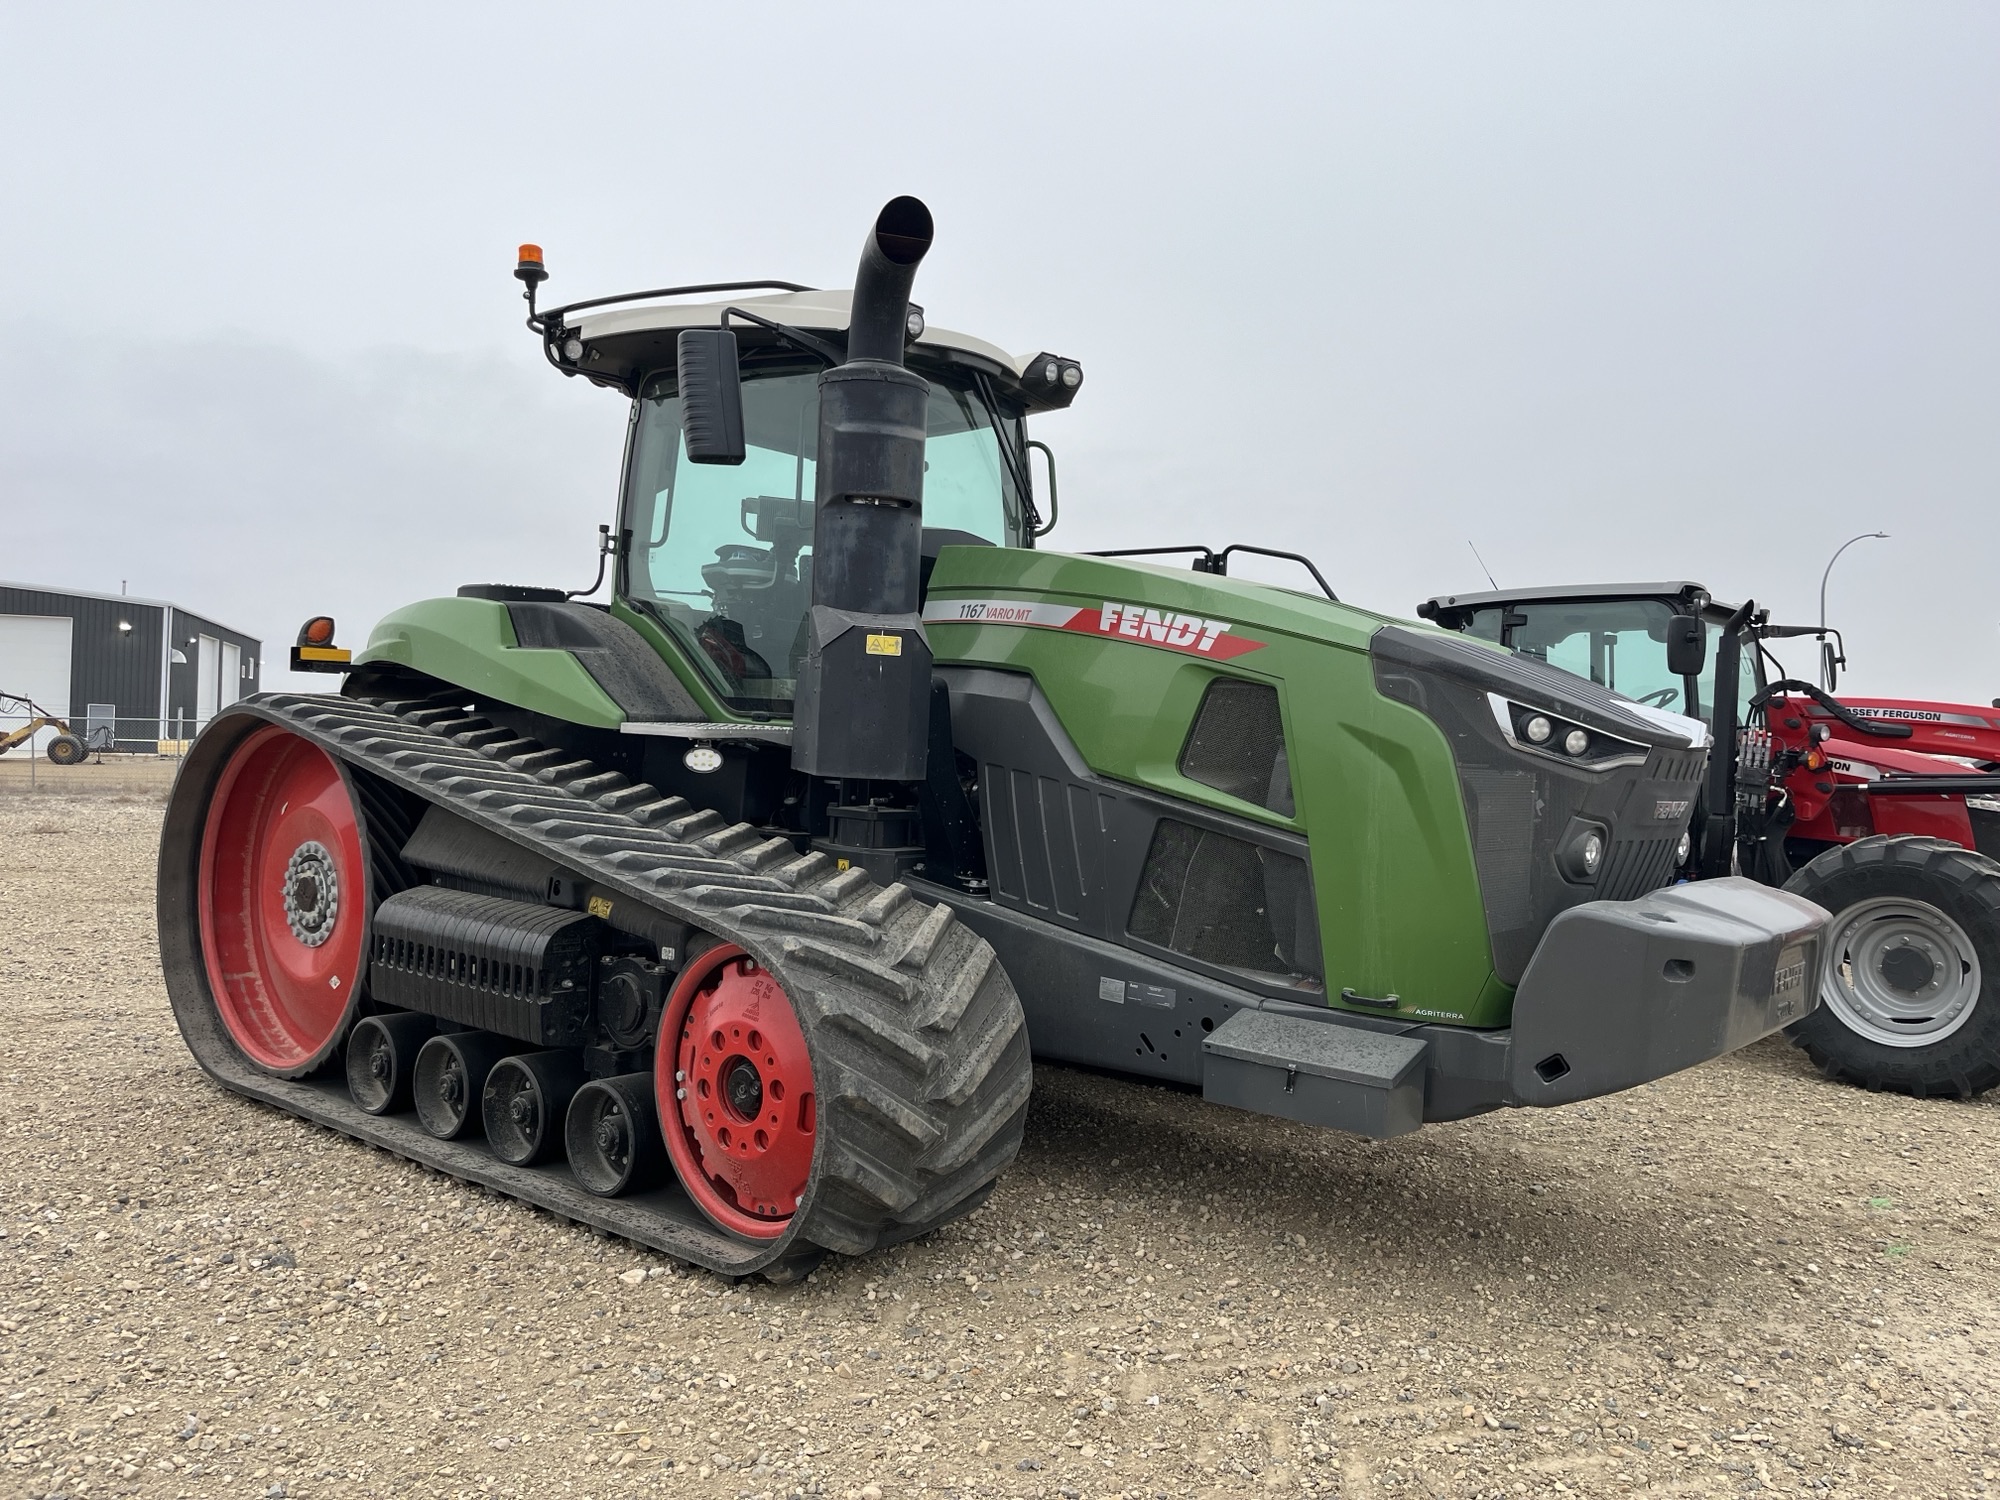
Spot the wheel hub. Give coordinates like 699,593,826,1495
1877,941,1940,995
508,1092,536,1127
723,1056,764,1119
1822,896,1982,1047
659,951,817,1238
281,841,340,947
594,1112,629,1159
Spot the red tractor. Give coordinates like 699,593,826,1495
1419,581,2000,1098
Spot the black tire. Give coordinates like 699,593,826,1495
45,734,86,766
1784,836,2000,1098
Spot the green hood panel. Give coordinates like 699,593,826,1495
357,598,626,729
925,545,1507,1027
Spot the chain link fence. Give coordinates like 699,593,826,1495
0,707,191,797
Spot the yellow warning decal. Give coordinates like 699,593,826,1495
586,895,614,919
865,633,903,657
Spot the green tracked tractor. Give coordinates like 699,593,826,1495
157,198,1829,1280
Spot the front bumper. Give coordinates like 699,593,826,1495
1199,877,1826,1137
1504,877,1825,1106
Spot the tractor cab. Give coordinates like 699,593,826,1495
535,280,1082,717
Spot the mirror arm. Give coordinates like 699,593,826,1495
719,307,846,367
568,524,612,604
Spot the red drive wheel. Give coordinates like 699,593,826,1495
197,725,369,1075
657,945,816,1239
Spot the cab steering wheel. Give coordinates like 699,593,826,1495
1635,687,1681,708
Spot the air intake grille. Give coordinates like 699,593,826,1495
1179,679,1294,816
1128,819,1322,985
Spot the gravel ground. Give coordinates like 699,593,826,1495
2,788,1997,1500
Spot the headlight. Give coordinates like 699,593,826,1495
1488,694,1649,771
1554,818,1612,883
1676,830,1693,865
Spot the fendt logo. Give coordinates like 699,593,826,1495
922,597,1267,661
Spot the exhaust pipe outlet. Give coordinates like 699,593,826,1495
791,197,938,783
846,195,933,365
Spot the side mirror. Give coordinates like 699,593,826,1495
1821,639,1839,694
1665,614,1707,677
676,328,746,465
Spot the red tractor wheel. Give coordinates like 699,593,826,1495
656,945,817,1239
196,725,369,1075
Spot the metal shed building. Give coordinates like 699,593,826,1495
0,582,261,754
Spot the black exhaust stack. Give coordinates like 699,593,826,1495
791,196,935,784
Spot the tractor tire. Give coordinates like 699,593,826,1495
45,734,86,766
1783,835,2000,1098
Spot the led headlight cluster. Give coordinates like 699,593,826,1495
1022,351,1084,407
1487,694,1648,770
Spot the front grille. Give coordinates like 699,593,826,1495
1369,626,1709,984
1598,834,1683,901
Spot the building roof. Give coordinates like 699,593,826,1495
0,580,261,644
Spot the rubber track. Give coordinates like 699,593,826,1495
157,691,1033,1280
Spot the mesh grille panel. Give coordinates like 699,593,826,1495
1179,679,1294,816
1128,819,1323,983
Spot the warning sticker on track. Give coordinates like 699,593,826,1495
921,597,1266,661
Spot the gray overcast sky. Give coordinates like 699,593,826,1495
3,2,1996,700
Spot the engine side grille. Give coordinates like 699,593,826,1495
369,886,600,1045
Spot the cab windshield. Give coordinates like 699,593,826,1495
621,363,1026,714
1459,599,1757,726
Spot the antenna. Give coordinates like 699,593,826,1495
1468,541,1499,590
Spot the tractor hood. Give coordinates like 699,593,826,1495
924,547,1710,751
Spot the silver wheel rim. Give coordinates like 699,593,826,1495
1819,896,1982,1047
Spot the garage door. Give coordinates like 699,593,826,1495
0,615,74,757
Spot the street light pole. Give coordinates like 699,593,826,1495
1818,531,1888,688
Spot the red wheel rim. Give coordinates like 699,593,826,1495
656,945,816,1239
197,726,368,1073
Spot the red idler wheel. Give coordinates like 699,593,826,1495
656,945,817,1239
196,725,370,1075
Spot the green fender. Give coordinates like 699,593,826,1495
355,597,625,729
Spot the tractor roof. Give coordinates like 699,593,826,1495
1418,581,1723,627
549,288,1074,412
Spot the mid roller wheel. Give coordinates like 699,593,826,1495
566,1073,667,1197
196,725,372,1076
657,946,817,1240
345,1011,435,1115
483,1051,587,1166
413,1031,522,1140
